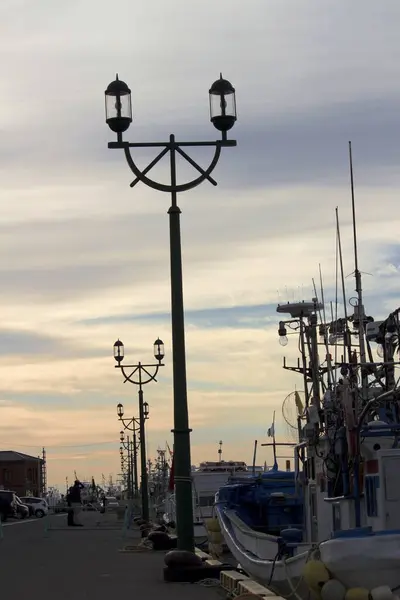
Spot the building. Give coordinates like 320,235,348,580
0,451,44,497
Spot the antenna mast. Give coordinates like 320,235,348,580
348,141,367,395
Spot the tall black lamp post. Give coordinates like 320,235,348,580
113,338,164,522
105,74,237,552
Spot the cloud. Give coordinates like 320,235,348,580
0,0,400,484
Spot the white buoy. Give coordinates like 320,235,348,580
370,586,394,600
321,579,346,600
345,589,370,600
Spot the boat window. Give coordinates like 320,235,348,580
365,475,379,517
383,457,400,501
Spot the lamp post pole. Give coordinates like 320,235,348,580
114,339,164,522
132,428,138,496
105,74,237,552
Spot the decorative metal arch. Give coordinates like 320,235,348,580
108,134,236,194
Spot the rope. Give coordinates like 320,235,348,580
119,539,154,553
282,546,316,600
196,578,221,587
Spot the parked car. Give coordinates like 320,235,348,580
20,497,49,518
0,490,17,522
100,496,119,513
14,496,29,519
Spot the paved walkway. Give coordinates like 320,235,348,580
0,512,224,600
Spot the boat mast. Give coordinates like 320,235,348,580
252,440,258,475
335,207,352,364
272,411,278,470
348,141,368,398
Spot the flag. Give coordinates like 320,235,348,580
166,441,173,458
168,453,175,491
267,422,275,438
294,391,304,415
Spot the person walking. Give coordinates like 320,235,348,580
66,487,75,527
69,480,84,527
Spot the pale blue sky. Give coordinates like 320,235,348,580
0,0,400,484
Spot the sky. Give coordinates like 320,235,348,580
0,0,400,489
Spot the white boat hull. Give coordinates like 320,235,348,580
217,505,400,599
320,531,400,591
216,505,311,599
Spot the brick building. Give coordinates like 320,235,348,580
0,451,44,497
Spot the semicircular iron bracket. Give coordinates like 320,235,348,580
123,141,222,193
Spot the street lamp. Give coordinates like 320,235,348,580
105,74,237,552
113,338,165,522
120,430,134,498
143,401,149,420
118,404,139,498
105,76,132,134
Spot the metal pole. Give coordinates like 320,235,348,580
168,134,194,552
131,442,134,498
126,436,131,500
138,382,149,521
132,427,139,496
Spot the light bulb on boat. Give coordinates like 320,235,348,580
279,335,288,347
377,344,384,358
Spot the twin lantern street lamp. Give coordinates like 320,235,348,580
113,338,164,522
105,73,236,139
117,401,149,421
105,74,237,552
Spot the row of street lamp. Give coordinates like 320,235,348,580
113,338,164,522
107,72,237,552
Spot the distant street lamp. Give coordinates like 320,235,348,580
118,414,139,497
119,430,135,498
113,338,164,522
105,74,237,552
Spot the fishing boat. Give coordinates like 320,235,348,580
164,456,249,539
216,143,400,599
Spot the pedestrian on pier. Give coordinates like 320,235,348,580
68,480,84,527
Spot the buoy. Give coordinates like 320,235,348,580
345,588,370,600
370,586,394,600
321,579,346,600
206,518,220,532
303,560,330,594
209,531,223,544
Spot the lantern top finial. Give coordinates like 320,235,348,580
209,74,235,96
105,76,131,96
